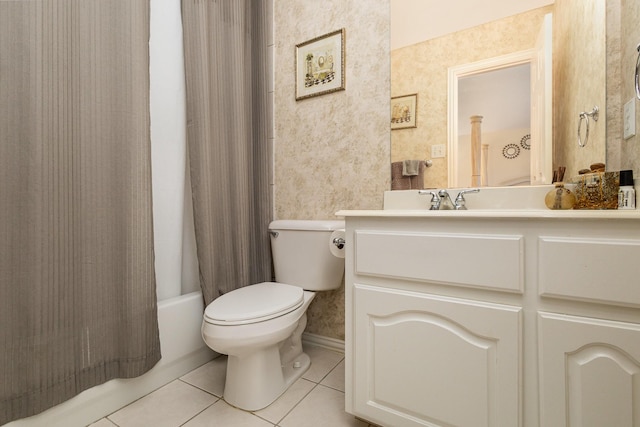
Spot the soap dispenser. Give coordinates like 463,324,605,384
545,182,576,210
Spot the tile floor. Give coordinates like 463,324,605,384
88,345,375,427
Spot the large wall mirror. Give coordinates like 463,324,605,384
390,0,610,190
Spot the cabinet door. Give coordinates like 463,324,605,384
539,312,640,427
351,284,522,427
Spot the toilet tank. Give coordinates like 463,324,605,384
269,220,345,291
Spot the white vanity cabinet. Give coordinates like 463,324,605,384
340,211,640,427
536,233,640,427
538,312,640,427
352,284,521,427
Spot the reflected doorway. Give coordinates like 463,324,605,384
448,50,534,188
457,63,531,187
447,13,553,188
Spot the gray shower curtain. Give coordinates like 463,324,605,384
0,1,160,424
181,0,273,305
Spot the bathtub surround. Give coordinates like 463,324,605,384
0,1,160,424
181,0,273,305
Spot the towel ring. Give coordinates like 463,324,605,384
577,106,599,148
635,43,640,100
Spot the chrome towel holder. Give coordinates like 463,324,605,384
577,106,599,147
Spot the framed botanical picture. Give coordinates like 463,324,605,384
295,29,345,101
391,93,418,130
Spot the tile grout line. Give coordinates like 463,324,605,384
177,398,222,427
270,382,320,427
177,377,223,399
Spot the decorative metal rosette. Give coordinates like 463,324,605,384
520,134,531,150
502,143,520,159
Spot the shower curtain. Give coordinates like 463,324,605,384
181,0,273,305
0,1,160,424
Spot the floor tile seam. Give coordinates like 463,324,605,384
315,382,346,395
246,411,278,427
177,377,223,399
267,382,320,426
177,398,223,426
318,381,345,393
103,380,167,425
101,417,121,427
310,355,345,385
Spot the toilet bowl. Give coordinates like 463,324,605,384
201,220,345,411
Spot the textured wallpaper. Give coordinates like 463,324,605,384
606,0,622,171
273,0,390,340
390,7,552,189
553,0,608,179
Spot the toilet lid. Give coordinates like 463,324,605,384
203,282,304,326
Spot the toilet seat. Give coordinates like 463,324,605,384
203,282,304,326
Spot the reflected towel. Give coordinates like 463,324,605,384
391,161,425,190
402,159,421,176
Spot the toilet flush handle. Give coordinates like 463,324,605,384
332,237,345,249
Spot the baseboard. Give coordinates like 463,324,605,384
302,332,345,354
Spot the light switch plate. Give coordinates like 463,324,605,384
624,98,636,139
431,144,446,158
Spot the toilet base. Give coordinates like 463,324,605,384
222,312,311,411
223,346,311,411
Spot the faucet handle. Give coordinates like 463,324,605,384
454,188,480,210
418,190,440,210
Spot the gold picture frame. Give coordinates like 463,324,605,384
295,29,346,101
391,93,418,130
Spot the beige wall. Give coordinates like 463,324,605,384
554,0,608,179
274,0,390,340
391,6,552,189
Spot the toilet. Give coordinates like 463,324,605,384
201,219,345,411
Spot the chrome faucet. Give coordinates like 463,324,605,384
420,188,480,210
454,188,480,210
418,190,441,210
438,189,455,210
418,189,454,210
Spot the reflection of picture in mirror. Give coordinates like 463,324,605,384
391,93,417,130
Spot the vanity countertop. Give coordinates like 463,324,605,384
336,208,640,220
337,187,640,220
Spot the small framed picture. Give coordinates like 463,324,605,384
295,29,346,101
391,93,418,130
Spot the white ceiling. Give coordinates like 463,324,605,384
390,0,554,50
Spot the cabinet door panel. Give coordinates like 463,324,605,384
539,312,640,427
352,284,522,427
